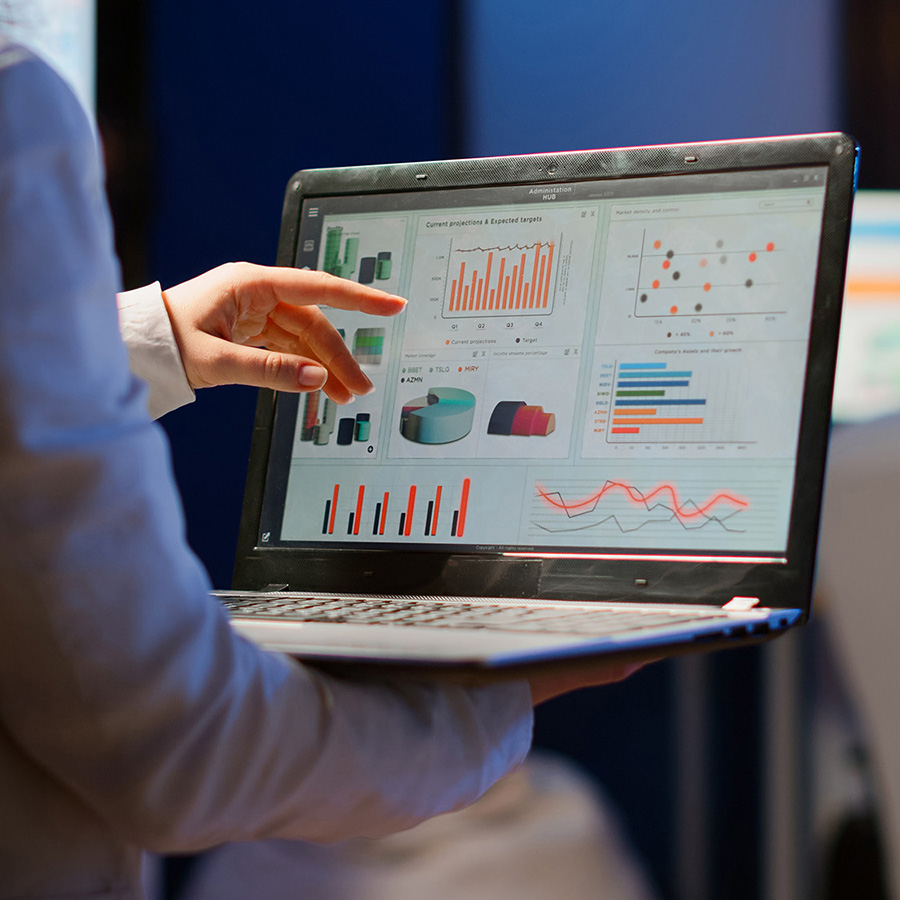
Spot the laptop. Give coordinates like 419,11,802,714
216,133,857,674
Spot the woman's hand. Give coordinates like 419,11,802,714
161,262,406,403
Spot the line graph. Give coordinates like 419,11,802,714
534,479,749,534
527,467,794,552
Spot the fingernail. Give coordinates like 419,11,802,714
298,365,327,387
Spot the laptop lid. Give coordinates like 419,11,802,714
233,134,856,619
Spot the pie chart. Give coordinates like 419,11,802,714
399,387,476,444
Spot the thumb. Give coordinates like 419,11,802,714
199,338,327,392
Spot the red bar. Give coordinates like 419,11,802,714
503,274,511,308
379,491,389,535
536,255,547,309
496,256,506,311
529,243,542,307
469,269,478,311
450,280,458,312
457,478,471,537
353,485,365,536
543,242,555,307
611,427,641,434
616,417,704,426
516,254,526,307
476,277,484,310
431,485,442,536
328,484,339,534
483,252,494,311
509,266,518,308
457,261,465,311
463,285,469,309
404,485,417,537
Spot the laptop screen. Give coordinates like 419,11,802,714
256,164,829,565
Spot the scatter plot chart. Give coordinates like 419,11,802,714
632,224,785,317
600,204,821,322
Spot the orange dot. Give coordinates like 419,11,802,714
652,279,660,289
446,339,450,345
703,282,711,292
766,242,775,252
670,305,679,314
749,252,757,262
654,240,662,249
662,259,671,269
709,331,715,337
458,367,462,372
700,258,708,267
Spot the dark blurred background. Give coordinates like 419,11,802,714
88,2,900,898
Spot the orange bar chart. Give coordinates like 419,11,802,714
447,242,555,316
323,479,473,540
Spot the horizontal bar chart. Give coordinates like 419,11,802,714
608,362,707,440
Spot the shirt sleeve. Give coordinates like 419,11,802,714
0,48,533,855
116,281,196,418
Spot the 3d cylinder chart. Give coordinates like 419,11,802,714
298,392,372,448
399,388,476,444
487,401,556,436
323,226,393,285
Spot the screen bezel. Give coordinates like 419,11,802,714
232,135,856,612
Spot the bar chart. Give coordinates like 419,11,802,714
444,239,558,317
609,362,707,441
320,477,472,539
588,357,751,447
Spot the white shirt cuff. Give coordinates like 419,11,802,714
117,282,195,419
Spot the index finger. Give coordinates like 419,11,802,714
262,266,408,317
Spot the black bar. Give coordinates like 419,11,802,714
451,509,459,537
358,256,376,284
398,512,406,535
337,417,355,445
322,500,331,534
373,502,382,535
424,501,434,535
347,513,355,535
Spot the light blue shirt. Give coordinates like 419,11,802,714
0,41,532,899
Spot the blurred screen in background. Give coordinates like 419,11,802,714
833,192,900,423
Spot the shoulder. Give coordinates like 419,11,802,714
0,38,94,161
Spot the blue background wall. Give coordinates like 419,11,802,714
463,0,840,154
149,1,458,588
144,3,843,896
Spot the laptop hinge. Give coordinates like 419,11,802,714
723,596,761,611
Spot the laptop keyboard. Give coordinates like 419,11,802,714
220,595,729,637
